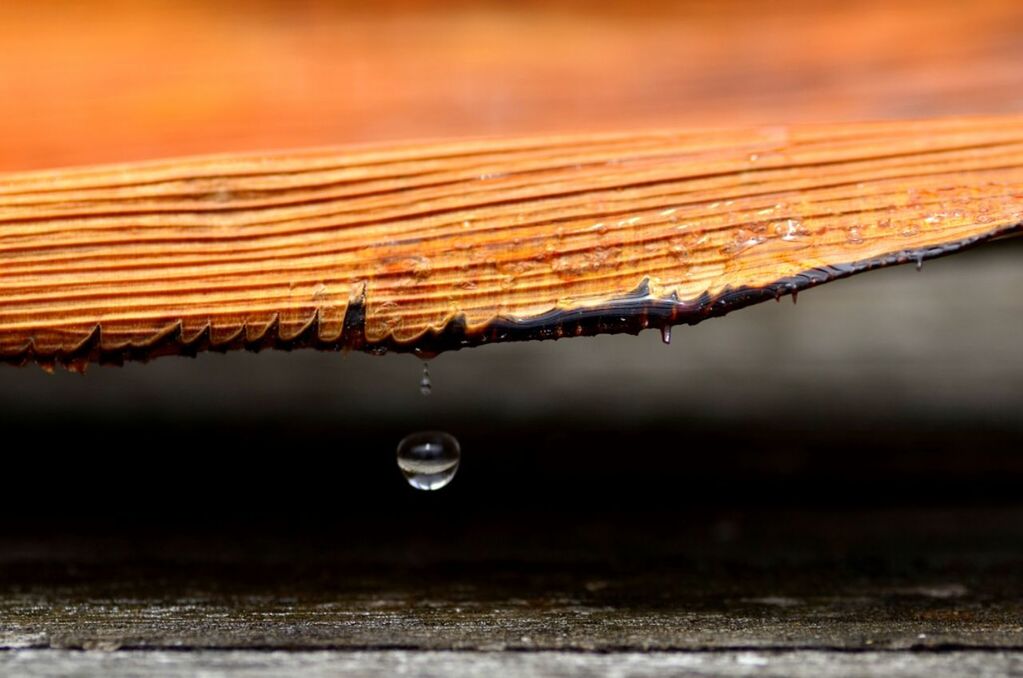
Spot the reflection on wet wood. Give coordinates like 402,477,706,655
1,116,1021,369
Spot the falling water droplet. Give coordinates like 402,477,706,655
396,431,460,491
916,255,924,272
419,362,432,396
661,325,672,345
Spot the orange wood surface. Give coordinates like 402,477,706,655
2,1,1023,171
2,117,1021,367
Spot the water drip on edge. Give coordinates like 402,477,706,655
419,362,432,396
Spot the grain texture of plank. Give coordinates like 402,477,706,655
1,116,1021,369
5,651,1023,678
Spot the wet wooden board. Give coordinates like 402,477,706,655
1,117,1021,368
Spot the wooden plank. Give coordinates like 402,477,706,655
3,508,1023,654
3,651,1023,678
1,117,1021,368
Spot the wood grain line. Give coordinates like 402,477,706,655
1,117,1021,370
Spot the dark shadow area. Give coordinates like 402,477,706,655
0,239,1020,654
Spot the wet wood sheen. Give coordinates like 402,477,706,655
1,116,1021,368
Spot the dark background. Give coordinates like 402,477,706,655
1,237,1019,555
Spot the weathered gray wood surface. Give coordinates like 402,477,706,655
3,508,1023,675
4,650,1023,678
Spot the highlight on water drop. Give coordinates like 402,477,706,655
396,430,461,491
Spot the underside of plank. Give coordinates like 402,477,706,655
1,116,1021,370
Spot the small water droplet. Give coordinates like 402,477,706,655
779,218,805,241
916,255,924,272
419,362,432,396
397,431,460,491
791,290,798,305
660,325,672,345
724,229,767,255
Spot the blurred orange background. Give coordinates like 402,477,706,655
2,0,1022,172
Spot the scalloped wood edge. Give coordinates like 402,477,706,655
2,116,1022,371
